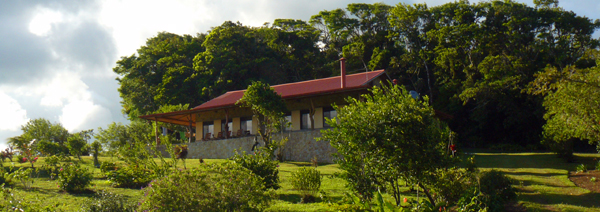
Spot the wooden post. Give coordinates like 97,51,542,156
154,118,159,146
224,109,229,139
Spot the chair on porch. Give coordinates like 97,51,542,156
216,131,224,139
202,133,212,141
235,129,243,137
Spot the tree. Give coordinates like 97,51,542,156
95,121,154,155
7,118,70,156
531,51,600,158
387,0,599,147
67,133,88,160
319,84,454,205
114,32,206,120
236,81,287,153
91,141,101,167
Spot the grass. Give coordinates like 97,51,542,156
472,152,600,212
1,152,599,211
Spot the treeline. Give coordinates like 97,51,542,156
114,0,600,150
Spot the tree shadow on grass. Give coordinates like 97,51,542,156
519,192,600,208
506,171,563,178
278,193,303,204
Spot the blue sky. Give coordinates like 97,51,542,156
1,0,599,148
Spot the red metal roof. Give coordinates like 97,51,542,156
192,70,386,111
139,70,387,125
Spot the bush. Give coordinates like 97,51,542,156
432,168,477,204
596,160,600,170
16,155,25,163
100,162,119,176
137,162,273,212
0,168,10,185
10,167,34,189
107,165,154,188
291,167,322,202
576,164,588,173
232,149,280,190
57,163,93,192
455,170,516,212
81,190,135,212
480,170,516,200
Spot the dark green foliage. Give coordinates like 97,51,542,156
67,133,88,160
81,190,135,212
455,170,516,212
57,163,93,192
137,163,273,212
232,150,280,190
290,167,322,202
479,170,517,201
114,32,206,119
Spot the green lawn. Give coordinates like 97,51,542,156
2,152,599,211
472,152,600,212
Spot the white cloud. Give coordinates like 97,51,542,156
28,7,63,37
59,100,112,132
39,72,91,107
0,92,29,131
98,0,213,57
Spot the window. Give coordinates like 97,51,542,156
323,108,337,128
281,115,292,131
241,117,252,134
221,120,232,133
301,110,312,129
203,121,214,137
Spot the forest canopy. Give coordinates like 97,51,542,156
113,0,600,152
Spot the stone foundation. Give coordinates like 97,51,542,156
157,130,336,163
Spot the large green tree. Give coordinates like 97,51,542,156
8,118,71,156
531,51,600,158
387,0,599,147
114,32,206,120
320,85,453,205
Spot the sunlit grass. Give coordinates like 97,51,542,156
2,152,600,211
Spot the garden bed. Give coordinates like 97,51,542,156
569,170,600,193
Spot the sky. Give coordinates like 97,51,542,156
1,0,600,148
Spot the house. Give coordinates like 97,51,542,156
140,59,391,162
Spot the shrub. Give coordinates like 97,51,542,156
16,155,25,163
232,149,280,190
596,160,600,170
432,168,477,204
57,163,93,192
100,162,119,176
0,168,10,185
107,165,154,188
10,167,33,189
137,162,273,212
291,167,322,202
480,170,516,201
81,190,135,212
576,164,588,173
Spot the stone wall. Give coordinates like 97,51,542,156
158,130,336,163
